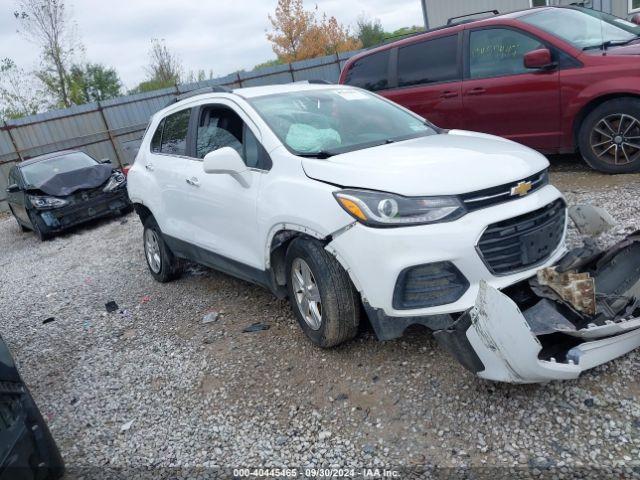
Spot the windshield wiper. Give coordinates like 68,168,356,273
583,36,639,51
296,150,336,159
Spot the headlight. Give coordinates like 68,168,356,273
103,172,126,192
29,195,68,209
334,189,465,227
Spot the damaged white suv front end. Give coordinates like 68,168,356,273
435,207,640,383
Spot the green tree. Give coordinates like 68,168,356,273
384,26,424,41
355,15,386,48
15,0,82,108
68,63,122,104
0,58,50,120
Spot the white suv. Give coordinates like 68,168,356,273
128,83,566,355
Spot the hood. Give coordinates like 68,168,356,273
31,164,114,197
301,130,549,196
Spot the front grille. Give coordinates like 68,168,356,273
393,261,469,310
460,170,548,212
478,199,566,276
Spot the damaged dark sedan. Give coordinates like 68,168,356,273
6,150,131,240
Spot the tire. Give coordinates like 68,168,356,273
578,98,640,174
8,206,29,232
285,237,360,348
142,216,182,283
27,210,52,241
120,203,134,215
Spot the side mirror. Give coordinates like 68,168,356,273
524,48,555,70
99,158,112,164
6,183,20,193
202,147,251,187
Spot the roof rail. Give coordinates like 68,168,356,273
167,85,232,106
447,10,499,26
294,79,333,85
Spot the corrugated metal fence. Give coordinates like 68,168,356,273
0,50,360,212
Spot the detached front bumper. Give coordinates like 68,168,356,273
434,229,640,383
36,188,131,232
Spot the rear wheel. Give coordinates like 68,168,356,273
285,237,360,348
143,216,182,283
579,98,640,174
27,211,52,241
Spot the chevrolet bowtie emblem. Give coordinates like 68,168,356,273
510,181,533,197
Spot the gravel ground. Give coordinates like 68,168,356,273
0,156,639,479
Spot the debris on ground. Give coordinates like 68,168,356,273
42,317,55,325
242,322,270,333
105,301,119,313
140,296,151,304
202,311,219,324
120,420,134,432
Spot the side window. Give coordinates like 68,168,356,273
150,119,164,153
8,168,18,186
343,50,390,91
469,28,544,80
196,106,271,170
398,35,459,88
196,107,243,159
160,109,191,156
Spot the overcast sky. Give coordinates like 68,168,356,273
0,0,423,90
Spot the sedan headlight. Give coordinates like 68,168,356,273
29,195,68,209
334,189,465,227
103,172,126,192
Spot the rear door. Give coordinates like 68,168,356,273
383,34,464,128
461,26,561,151
146,107,195,240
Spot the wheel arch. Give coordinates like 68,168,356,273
267,226,327,297
133,203,154,225
266,223,363,299
573,93,640,149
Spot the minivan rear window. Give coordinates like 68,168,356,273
398,35,459,88
343,50,389,91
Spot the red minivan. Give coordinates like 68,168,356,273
339,6,640,173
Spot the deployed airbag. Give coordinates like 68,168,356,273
286,124,341,153
33,164,113,196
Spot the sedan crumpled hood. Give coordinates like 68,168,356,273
31,164,114,197
301,130,549,196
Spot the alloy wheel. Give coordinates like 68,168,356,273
590,113,640,166
144,229,162,274
291,258,322,330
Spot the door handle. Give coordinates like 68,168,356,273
145,163,154,171
440,91,459,99
185,177,200,187
466,87,486,96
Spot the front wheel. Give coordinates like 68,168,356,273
27,211,52,241
578,98,640,174
285,237,360,348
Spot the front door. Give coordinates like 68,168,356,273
462,27,561,151
6,167,29,225
179,103,268,271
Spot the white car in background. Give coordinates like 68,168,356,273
127,82,640,383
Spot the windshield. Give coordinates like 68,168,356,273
521,7,640,50
21,152,98,186
248,89,437,157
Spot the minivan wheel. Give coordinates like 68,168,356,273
143,217,182,283
579,98,640,173
285,237,359,348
